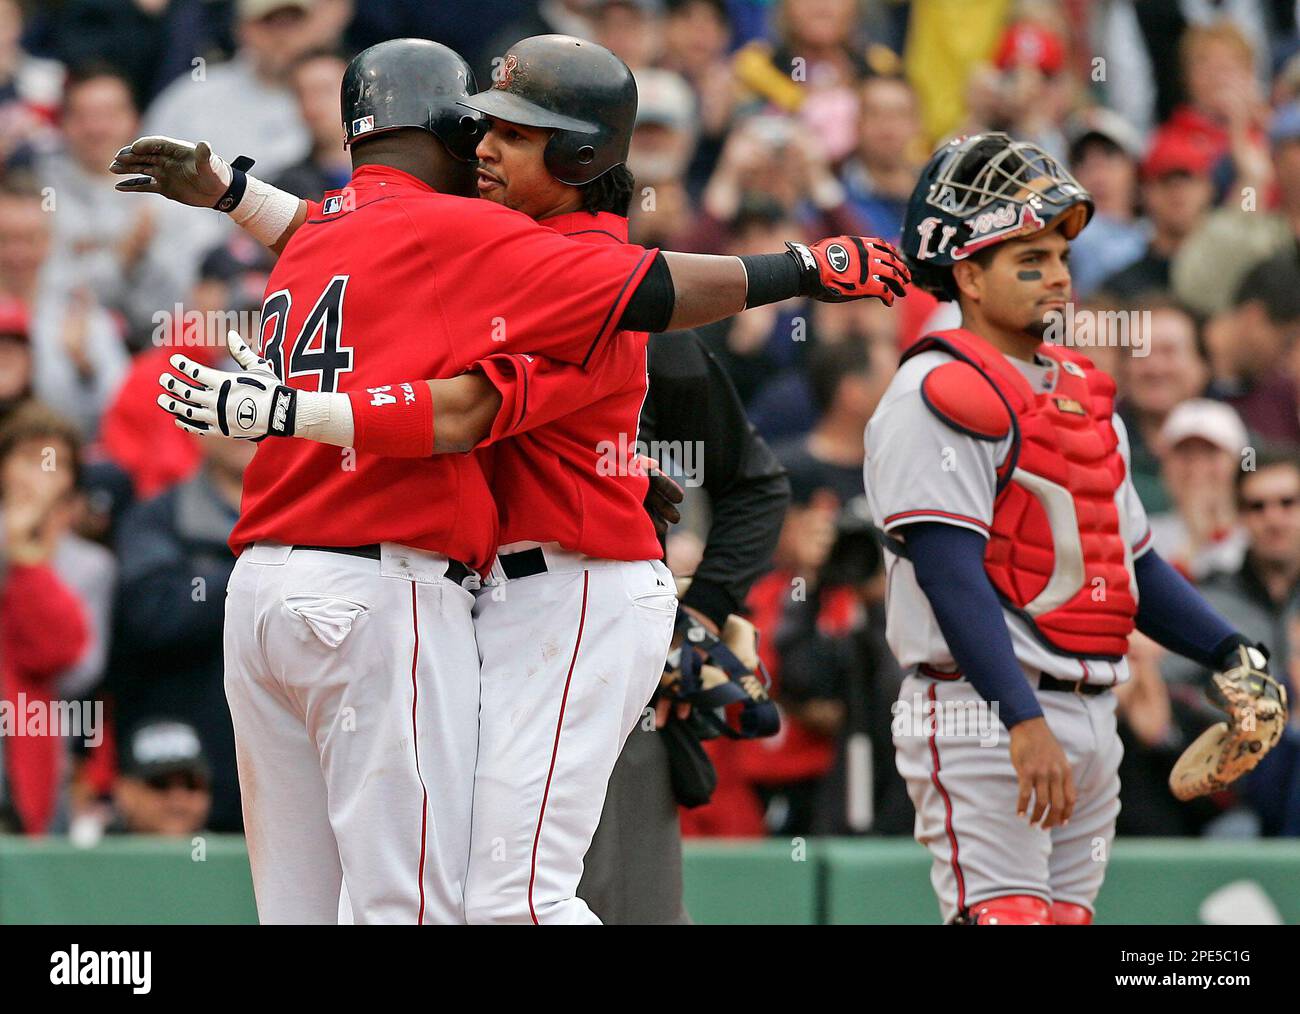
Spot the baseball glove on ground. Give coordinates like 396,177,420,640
1169,642,1288,801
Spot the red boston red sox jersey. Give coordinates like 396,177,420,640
472,211,662,562
229,166,658,569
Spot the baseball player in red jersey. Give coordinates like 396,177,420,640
115,39,908,924
451,38,696,924
151,41,667,927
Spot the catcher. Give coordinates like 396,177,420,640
869,131,1287,925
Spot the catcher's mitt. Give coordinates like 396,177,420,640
1169,642,1288,801
662,607,780,740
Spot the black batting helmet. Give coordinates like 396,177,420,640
901,132,1093,298
458,35,637,186
341,39,485,162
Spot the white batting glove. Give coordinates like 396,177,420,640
157,331,296,440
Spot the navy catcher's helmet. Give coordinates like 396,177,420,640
342,39,485,162
901,132,1094,299
458,35,638,186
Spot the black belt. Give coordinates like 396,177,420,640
498,546,548,580
918,663,1110,696
293,544,475,586
1037,673,1110,696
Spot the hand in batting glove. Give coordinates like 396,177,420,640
157,330,297,440
786,236,911,305
110,136,254,211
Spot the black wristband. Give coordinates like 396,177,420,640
738,250,808,307
265,384,298,439
214,154,256,213
1211,633,1267,672
679,577,739,632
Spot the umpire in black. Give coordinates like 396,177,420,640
577,330,790,923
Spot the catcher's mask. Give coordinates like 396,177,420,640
665,611,780,741
901,132,1093,298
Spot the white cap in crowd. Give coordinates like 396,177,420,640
633,68,696,134
238,0,315,22
1159,399,1249,456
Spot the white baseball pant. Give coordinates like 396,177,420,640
462,545,677,924
224,542,481,924
893,670,1123,923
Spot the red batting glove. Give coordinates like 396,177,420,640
786,236,912,305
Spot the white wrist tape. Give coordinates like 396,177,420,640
208,147,233,188
229,175,301,247
294,390,355,448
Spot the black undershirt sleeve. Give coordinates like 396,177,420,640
619,253,675,332
618,249,809,333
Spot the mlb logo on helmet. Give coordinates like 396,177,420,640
352,115,375,136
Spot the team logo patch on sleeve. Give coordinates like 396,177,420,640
352,115,375,136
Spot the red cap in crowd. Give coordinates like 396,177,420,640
1142,128,1218,179
0,298,30,342
995,22,1066,76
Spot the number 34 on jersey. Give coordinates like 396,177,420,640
259,274,354,393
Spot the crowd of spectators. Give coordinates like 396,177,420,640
3,0,1300,844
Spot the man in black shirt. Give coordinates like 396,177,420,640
577,329,790,924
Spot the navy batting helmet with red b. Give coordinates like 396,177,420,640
458,35,638,186
341,38,486,162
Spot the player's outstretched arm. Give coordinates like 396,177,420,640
111,137,909,327
156,330,499,455
110,136,307,255
640,239,911,333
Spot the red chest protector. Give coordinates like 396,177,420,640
901,328,1137,660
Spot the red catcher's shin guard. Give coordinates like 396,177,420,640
966,895,1053,925
1050,902,1093,925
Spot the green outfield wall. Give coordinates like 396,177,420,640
1,837,1297,924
